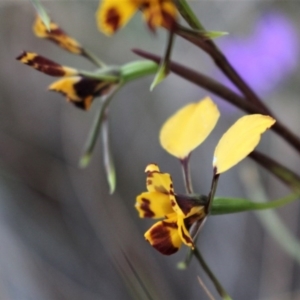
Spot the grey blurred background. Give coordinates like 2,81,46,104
0,0,300,299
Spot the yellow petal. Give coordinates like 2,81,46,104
135,191,174,218
49,77,112,110
213,114,276,174
16,52,78,77
33,16,83,54
145,164,174,195
96,0,138,35
144,216,182,255
142,0,177,31
173,194,206,218
160,97,220,159
177,216,194,249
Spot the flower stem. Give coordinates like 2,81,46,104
132,49,300,191
175,0,205,30
121,60,159,82
79,84,123,167
180,156,194,194
193,247,232,300
82,48,106,68
206,174,220,214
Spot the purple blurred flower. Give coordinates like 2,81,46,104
219,11,299,100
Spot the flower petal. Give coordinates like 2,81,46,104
33,16,83,54
160,97,220,159
49,77,112,110
135,191,174,218
144,217,182,255
16,52,78,77
177,216,194,249
96,0,138,35
173,194,206,218
213,114,276,174
145,164,174,195
142,0,177,31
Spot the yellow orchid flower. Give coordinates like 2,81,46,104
135,164,206,255
17,52,114,110
96,0,178,35
160,97,276,172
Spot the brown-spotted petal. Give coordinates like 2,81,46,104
173,194,206,218
144,216,182,255
145,164,174,195
49,77,113,110
96,0,138,35
142,0,177,32
33,16,83,54
177,215,194,249
135,191,174,219
16,52,78,77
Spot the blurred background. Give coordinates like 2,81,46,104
0,0,300,299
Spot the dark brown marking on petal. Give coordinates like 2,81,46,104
147,179,152,186
171,200,176,207
161,10,177,31
148,221,178,255
49,27,65,36
72,101,87,110
73,78,100,98
175,194,203,216
106,8,121,32
185,213,204,227
16,51,28,61
180,226,193,246
17,52,66,76
140,1,150,9
140,198,155,218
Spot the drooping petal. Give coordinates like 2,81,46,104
16,52,78,77
213,114,276,174
160,97,220,159
144,216,182,255
135,191,174,218
173,194,206,218
96,0,138,35
49,77,113,110
33,16,83,54
145,164,174,195
142,0,177,31
177,216,194,249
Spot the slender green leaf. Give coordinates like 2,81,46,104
150,31,174,91
211,194,299,215
101,119,116,194
29,0,50,30
79,84,122,168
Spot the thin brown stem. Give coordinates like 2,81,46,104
133,49,300,155
180,156,194,194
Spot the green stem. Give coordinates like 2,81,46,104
82,49,107,68
79,84,123,167
79,69,120,82
193,248,232,300
175,0,205,30
132,50,300,192
121,60,159,82
211,193,300,215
